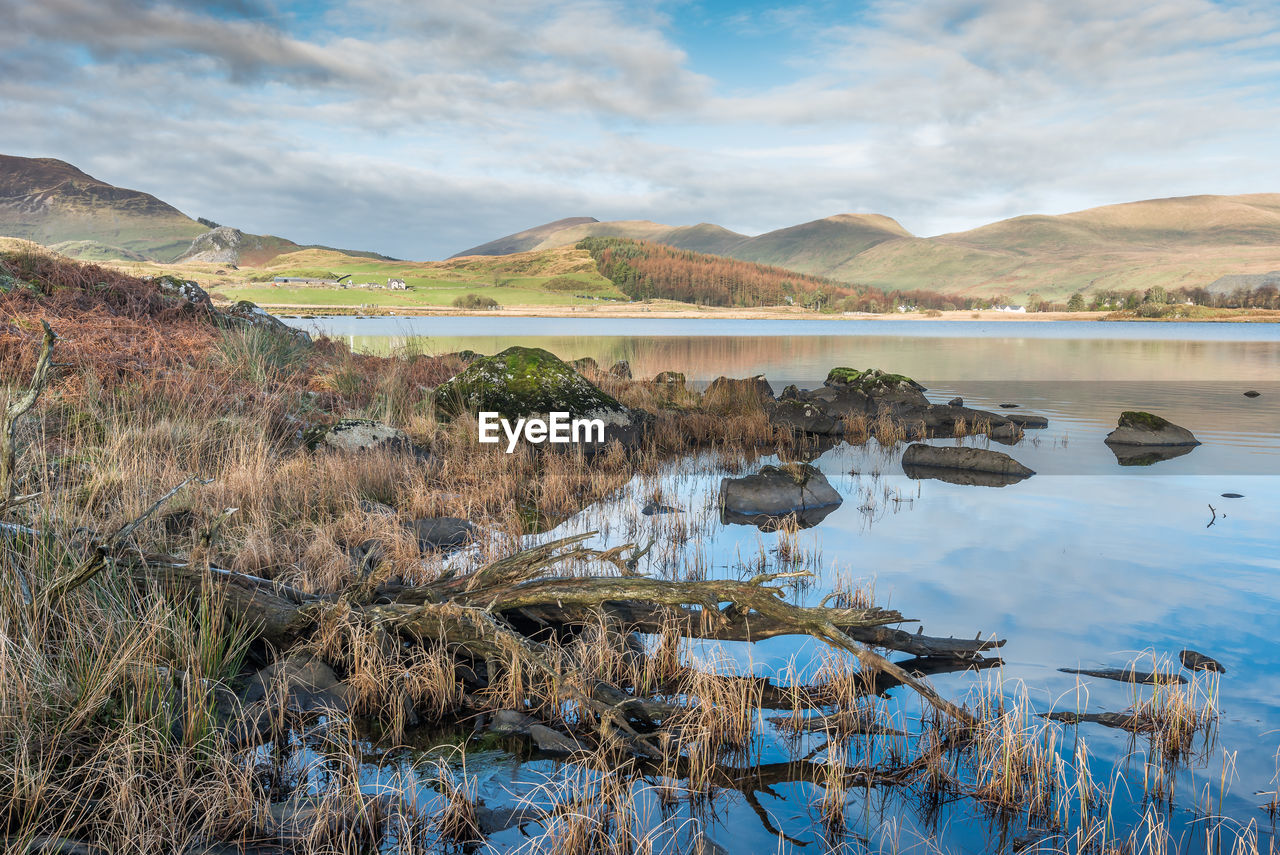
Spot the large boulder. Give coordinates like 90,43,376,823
1104,412,1200,447
705,375,775,403
434,346,649,449
153,274,211,307
720,463,842,529
901,444,1034,479
220,299,313,345
768,398,844,436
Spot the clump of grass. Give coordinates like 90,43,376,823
451,293,500,310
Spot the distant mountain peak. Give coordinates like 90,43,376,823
450,216,600,258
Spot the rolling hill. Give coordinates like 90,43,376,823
455,195,1280,300
0,154,394,266
0,154,208,262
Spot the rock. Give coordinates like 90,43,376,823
358,499,397,516
1180,649,1226,673
901,444,1034,478
902,465,1031,488
220,299,312,345
305,419,427,458
987,422,1025,444
999,403,1020,409
1108,444,1196,466
1244,390,1260,398
409,517,475,552
824,367,926,397
1104,411,1200,447
947,396,963,407
608,360,632,379
154,274,211,307
1005,413,1049,429
768,398,843,436
720,463,842,518
442,349,483,364
528,723,585,756
570,356,599,373
705,374,775,405
435,346,649,449
641,500,680,515
487,709,537,736
652,370,686,385
779,384,802,401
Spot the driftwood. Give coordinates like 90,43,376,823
1,320,56,514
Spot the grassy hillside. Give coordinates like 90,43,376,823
0,155,207,262
526,220,749,256
727,213,912,277
448,216,601,257
838,195,1280,299
105,244,627,309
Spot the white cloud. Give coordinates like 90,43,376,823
1,0,1279,257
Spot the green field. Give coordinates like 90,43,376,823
109,244,631,308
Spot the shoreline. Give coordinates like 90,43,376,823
250,303,1280,323
240,305,1280,322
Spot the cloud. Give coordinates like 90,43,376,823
1,0,1279,257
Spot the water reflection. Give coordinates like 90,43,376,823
308,318,1280,853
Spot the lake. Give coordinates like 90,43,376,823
286,317,1280,853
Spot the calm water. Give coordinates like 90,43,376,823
287,317,1280,853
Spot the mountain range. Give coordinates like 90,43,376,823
454,197,1280,298
3,153,1278,300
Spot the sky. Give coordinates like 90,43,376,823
2,0,1279,260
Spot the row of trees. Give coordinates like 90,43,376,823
576,238,862,308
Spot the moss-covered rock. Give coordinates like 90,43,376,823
435,346,648,447
824,367,924,393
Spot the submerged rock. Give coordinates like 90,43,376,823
1244,390,1260,398
434,346,649,448
1104,411,1200,447
1108,444,1196,467
901,444,1034,479
720,463,842,526
1004,413,1049,429
641,499,681,515
1057,666,1187,685
1180,649,1226,673
902,464,1032,488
